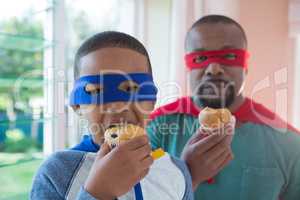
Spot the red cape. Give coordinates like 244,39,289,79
150,97,299,134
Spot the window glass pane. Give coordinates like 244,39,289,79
65,0,135,142
0,0,51,199
0,0,136,198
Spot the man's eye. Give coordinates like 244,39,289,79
194,55,208,63
223,53,237,60
118,81,140,93
85,84,103,95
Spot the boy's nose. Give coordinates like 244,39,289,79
204,63,225,76
105,102,129,113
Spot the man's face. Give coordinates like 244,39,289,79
186,23,247,108
76,47,154,142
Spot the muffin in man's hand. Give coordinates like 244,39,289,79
198,107,236,137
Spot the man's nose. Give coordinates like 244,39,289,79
204,62,225,76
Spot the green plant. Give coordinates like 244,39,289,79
2,129,42,153
0,157,42,200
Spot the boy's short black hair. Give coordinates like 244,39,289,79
185,15,248,49
74,31,152,79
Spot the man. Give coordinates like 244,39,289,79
147,15,300,199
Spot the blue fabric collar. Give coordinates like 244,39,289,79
71,135,100,152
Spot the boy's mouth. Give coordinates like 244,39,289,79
104,121,136,131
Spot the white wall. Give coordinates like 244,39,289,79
142,0,299,127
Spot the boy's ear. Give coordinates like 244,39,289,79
72,105,82,115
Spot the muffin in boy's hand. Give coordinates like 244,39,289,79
104,124,146,149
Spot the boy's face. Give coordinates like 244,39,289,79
76,47,154,144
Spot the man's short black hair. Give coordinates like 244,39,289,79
74,31,152,79
185,15,248,50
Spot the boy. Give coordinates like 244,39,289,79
30,31,194,200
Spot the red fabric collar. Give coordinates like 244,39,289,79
150,97,299,134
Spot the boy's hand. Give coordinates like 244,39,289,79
84,135,153,200
181,125,234,190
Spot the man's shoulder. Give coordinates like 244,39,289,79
241,98,300,135
150,98,185,120
248,122,300,158
150,97,199,120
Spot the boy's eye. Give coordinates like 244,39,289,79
85,84,103,95
194,55,208,63
223,53,237,60
118,80,140,93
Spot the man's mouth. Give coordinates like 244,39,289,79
203,78,229,85
198,79,229,95
194,78,236,108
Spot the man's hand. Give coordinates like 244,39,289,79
181,125,234,190
84,135,153,200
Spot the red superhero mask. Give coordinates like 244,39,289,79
185,49,250,70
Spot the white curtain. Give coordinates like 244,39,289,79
141,0,240,107
141,0,204,107
289,0,300,129
168,0,203,101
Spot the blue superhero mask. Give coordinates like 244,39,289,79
69,73,157,105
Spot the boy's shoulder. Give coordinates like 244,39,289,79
31,150,95,199
41,150,88,174
32,150,193,200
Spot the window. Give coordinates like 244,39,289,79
0,0,135,198
65,0,135,146
0,1,51,198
